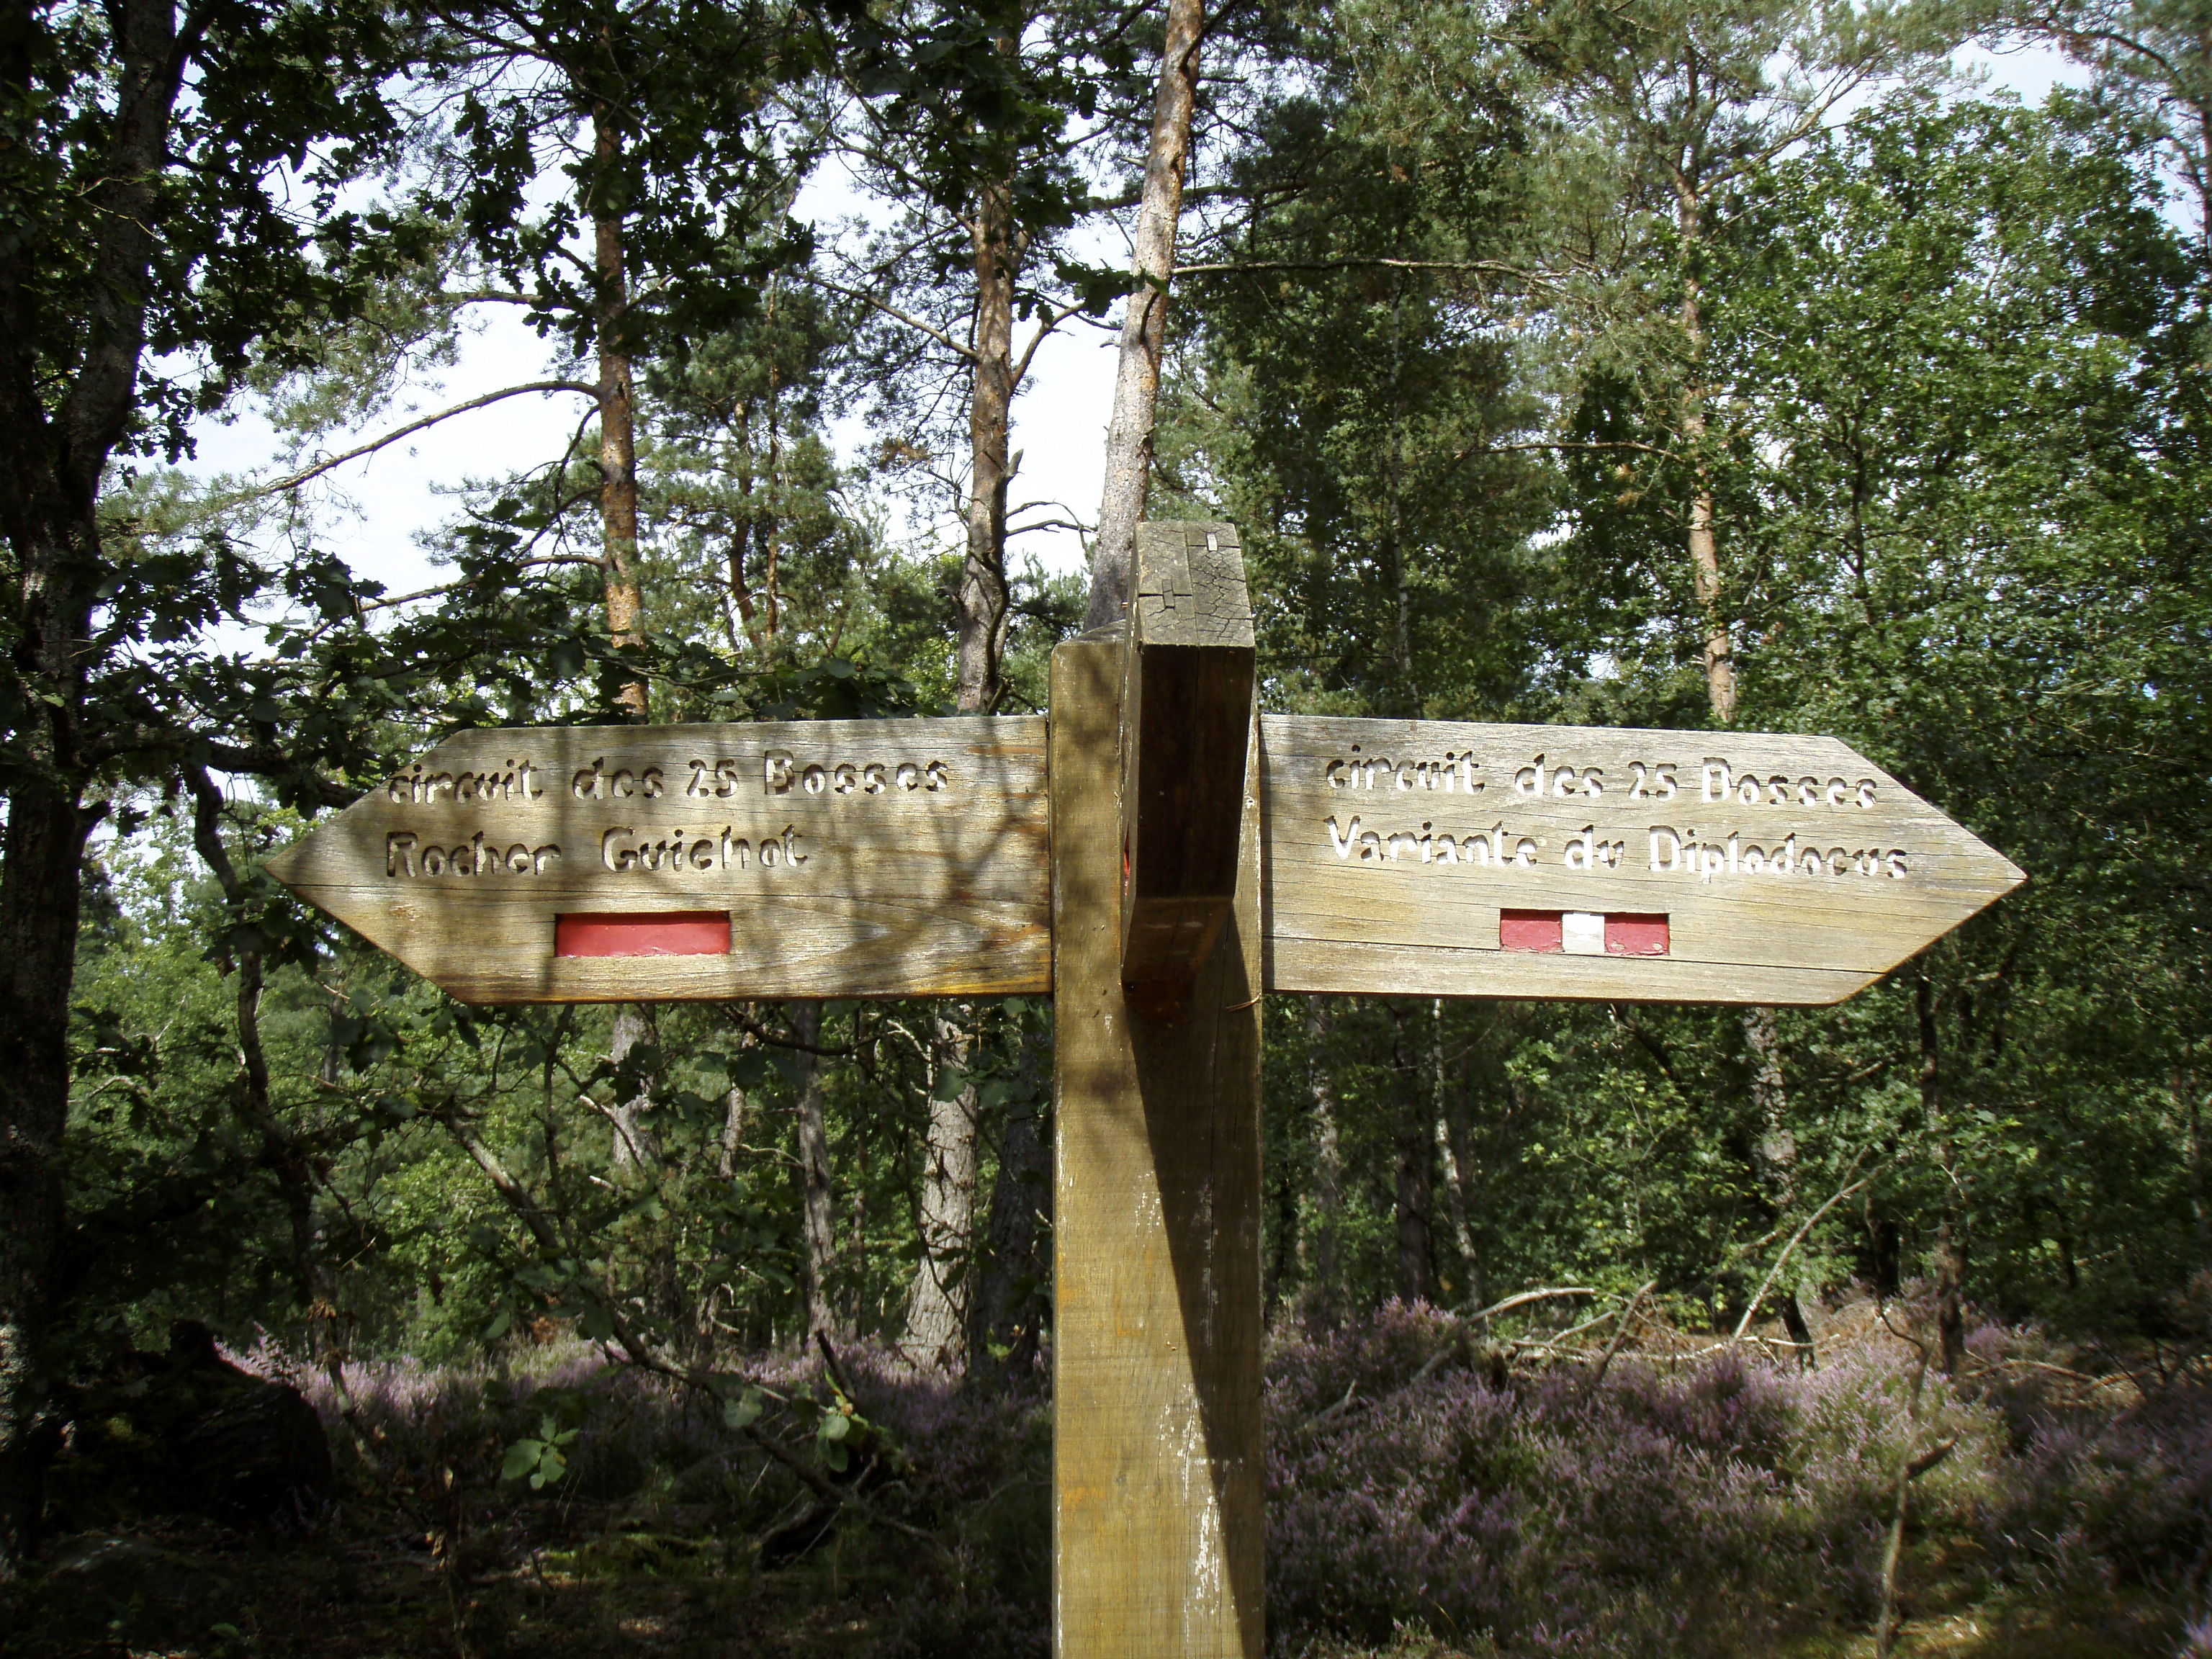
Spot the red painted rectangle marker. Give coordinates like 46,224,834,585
1605,914,1670,956
555,912,732,958
1499,910,1563,953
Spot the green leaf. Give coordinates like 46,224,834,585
502,1439,543,1482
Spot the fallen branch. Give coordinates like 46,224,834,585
1469,1286,1598,1325
1732,1160,1873,1349
1591,1280,1658,1389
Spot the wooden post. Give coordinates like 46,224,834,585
1119,521,1256,1012
1051,637,1265,1658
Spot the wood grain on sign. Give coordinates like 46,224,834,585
1119,521,1257,1004
263,717,1050,1003
1259,716,2024,1006
1053,640,1265,1659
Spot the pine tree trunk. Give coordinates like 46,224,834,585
899,158,1025,1375
594,104,649,721
788,1004,839,1342
1086,0,1205,630
958,174,1015,714
1676,175,1803,1261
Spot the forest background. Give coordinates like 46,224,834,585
2,0,2210,1650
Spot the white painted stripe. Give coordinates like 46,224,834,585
1562,911,1606,956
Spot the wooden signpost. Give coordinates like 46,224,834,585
268,521,2023,1659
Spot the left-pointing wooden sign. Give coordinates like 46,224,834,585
264,718,1052,1003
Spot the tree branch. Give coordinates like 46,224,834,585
253,380,601,496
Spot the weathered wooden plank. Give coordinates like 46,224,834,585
1053,639,1264,1659
1120,521,1256,1006
1258,715,2023,1006
264,717,1050,1002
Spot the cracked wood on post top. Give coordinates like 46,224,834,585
1053,638,1265,1659
262,717,1051,1003
1120,521,1257,999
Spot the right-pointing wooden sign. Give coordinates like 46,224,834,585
1260,715,2024,1006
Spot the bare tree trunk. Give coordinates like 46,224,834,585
1746,1007,1797,1214
594,103,649,721
788,1004,839,1342
902,1017,979,1372
1085,0,1205,630
1675,176,1803,1285
1300,999,1346,1331
959,174,1016,714
607,1007,662,1169
896,156,1024,1375
1872,1339,1929,1658
1671,172,1736,722
1432,1003,1479,1303
718,1076,748,1179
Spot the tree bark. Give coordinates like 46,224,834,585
788,1004,839,1342
1673,175,1736,723
902,1017,979,1372
1746,1006,1797,1213
1084,0,1205,631
896,150,1026,1375
607,1007,662,1169
958,174,1017,714
594,102,649,721
0,0,194,1575
1433,1004,1480,1305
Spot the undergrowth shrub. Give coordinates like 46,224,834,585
1264,1300,2002,1657
235,1303,2205,1659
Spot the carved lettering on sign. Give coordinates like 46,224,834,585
760,750,950,796
387,832,561,878
388,760,548,805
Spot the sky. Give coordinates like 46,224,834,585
181,41,2091,610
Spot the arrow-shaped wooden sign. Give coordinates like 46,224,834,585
264,717,1052,1002
268,713,2018,1009
1261,715,2023,1006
